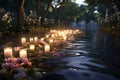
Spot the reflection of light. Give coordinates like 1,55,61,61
74,0,88,6
52,0,61,8
69,68,77,71
94,10,99,13
75,53,80,56
42,72,46,74
73,69,77,71
57,5,60,8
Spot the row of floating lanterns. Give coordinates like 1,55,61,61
3,29,81,59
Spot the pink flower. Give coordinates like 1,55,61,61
17,58,23,63
38,44,43,48
22,58,29,64
2,63,13,69
42,41,48,45
11,63,20,70
5,58,13,63
38,40,43,43
27,62,32,66
14,47,20,51
2,58,32,70
53,48,57,51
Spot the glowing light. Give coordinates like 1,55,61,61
4,47,13,58
74,0,88,6
19,49,27,58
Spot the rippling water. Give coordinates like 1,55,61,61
47,27,120,80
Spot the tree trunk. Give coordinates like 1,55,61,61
35,0,40,17
54,7,58,25
17,0,25,28
41,0,52,25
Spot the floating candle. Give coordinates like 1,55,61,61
30,44,35,51
49,39,53,43
4,47,13,58
41,38,44,41
19,49,27,58
44,44,50,53
34,37,38,43
21,38,26,44
30,38,33,42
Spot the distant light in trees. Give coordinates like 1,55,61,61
74,0,88,6
52,0,62,8
94,10,99,13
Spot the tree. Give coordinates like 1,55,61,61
35,0,40,17
57,1,81,25
40,0,53,25
40,0,68,25
0,0,76,27
114,0,120,12
17,0,25,29
0,0,17,11
84,0,120,16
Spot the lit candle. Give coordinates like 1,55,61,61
76,29,79,32
51,34,55,38
50,30,53,32
19,49,27,58
49,39,53,43
4,47,13,58
46,35,49,38
30,44,35,51
30,38,33,42
63,36,67,41
44,44,50,53
41,38,44,41
21,38,26,44
34,37,38,43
